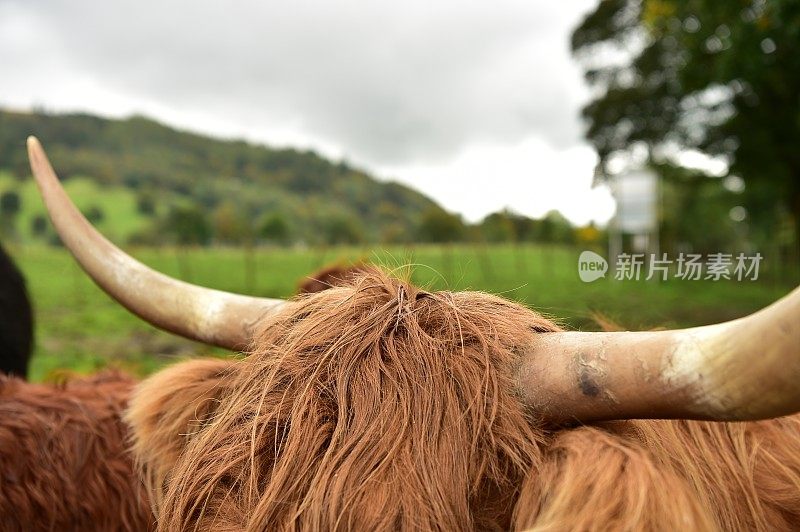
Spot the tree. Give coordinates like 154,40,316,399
417,207,465,243
0,191,21,237
572,0,800,252
321,214,363,245
657,165,744,254
212,201,252,244
163,205,212,246
480,211,516,243
258,213,290,244
83,205,105,225
537,210,575,244
576,222,604,247
380,222,409,244
31,215,48,237
136,193,156,216
0,191,21,217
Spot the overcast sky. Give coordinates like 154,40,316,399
0,0,616,225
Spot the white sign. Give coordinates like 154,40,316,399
611,169,658,233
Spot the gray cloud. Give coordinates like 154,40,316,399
1,0,594,167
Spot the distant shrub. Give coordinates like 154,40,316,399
136,194,156,216
163,205,212,246
417,207,464,243
83,206,105,224
258,213,290,245
31,215,48,237
0,191,21,217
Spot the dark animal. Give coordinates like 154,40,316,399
0,242,33,377
4,136,799,531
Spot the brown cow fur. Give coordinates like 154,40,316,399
126,357,237,514
296,263,370,294
125,269,800,531
0,371,152,531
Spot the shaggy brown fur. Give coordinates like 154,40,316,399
0,371,152,531
126,358,238,515
126,268,800,531
297,263,370,294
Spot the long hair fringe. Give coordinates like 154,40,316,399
128,268,800,531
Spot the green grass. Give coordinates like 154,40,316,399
0,172,155,242
8,243,797,382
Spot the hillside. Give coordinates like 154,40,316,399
0,109,438,245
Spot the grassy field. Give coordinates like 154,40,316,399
0,171,155,242
8,242,798,382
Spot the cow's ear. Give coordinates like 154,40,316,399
125,357,238,507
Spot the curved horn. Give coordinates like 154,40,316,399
518,284,800,423
27,136,283,351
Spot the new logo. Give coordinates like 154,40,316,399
578,251,608,283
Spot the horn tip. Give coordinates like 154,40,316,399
26,136,53,187
27,136,45,165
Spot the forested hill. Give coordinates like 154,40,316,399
0,109,439,245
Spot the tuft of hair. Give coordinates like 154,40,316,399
126,357,238,515
296,263,371,294
516,417,800,530
0,371,152,531
131,267,800,531
152,267,559,530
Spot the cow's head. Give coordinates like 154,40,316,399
27,137,800,529
125,270,564,529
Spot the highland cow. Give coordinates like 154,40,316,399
8,137,800,531
125,273,800,531
0,371,152,531
0,242,33,377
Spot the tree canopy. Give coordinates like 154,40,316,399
572,0,799,250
